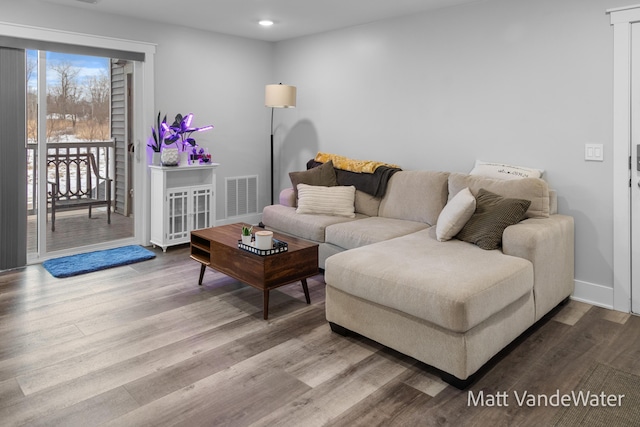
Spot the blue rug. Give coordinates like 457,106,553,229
43,245,156,278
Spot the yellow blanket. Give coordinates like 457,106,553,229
315,152,400,174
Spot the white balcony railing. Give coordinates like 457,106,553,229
27,140,115,215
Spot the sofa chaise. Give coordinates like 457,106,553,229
261,162,574,388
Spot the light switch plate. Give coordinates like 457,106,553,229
585,144,604,161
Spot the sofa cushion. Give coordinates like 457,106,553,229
326,217,429,250
378,170,449,225
436,187,476,242
262,204,363,242
448,173,549,218
289,160,338,203
324,228,533,333
296,184,356,218
456,189,531,250
355,190,381,217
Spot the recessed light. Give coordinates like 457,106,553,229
259,20,274,27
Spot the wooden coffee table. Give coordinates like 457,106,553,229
190,223,319,319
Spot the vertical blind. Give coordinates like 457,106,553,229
0,47,27,269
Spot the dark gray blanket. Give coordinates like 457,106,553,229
306,159,401,198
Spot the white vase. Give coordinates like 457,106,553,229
179,151,189,166
152,152,161,166
161,148,179,166
241,235,252,245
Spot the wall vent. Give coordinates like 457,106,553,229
225,175,258,218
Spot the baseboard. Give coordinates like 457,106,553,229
571,279,614,310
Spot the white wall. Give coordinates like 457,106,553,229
2,0,275,223
273,0,621,306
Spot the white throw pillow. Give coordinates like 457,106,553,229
436,187,476,242
470,160,544,180
296,184,356,217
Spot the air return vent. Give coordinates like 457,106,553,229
225,175,258,218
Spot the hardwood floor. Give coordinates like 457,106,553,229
0,245,638,426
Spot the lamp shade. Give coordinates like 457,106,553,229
265,84,297,108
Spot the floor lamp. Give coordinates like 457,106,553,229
265,83,297,204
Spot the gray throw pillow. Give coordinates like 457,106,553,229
456,188,531,250
289,160,338,202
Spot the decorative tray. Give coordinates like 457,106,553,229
237,239,288,256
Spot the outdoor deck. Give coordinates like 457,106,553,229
25,140,132,254
27,208,134,253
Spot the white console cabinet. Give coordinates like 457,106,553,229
149,164,219,251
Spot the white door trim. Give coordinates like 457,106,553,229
608,5,640,313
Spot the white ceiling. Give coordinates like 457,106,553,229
40,0,485,42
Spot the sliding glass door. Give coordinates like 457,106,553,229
0,22,155,269
26,49,135,259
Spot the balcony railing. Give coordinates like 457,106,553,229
27,140,115,215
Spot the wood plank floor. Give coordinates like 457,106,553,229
0,245,638,426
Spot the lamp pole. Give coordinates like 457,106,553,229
270,107,275,204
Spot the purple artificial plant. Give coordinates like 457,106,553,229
165,113,214,151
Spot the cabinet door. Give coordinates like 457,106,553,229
191,186,213,231
166,188,190,242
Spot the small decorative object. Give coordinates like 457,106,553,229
241,225,253,245
161,147,179,166
179,151,189,167
255,230,274,250
189,146,212,164
190,146,201,163
200,148,212,164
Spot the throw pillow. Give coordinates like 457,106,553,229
436,187,476,242
296,184,356,218
469,160,544,180
456,188,531,250
289,160,338,203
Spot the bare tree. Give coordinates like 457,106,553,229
48,61,83,131
80,71,110,140
84,71,110,124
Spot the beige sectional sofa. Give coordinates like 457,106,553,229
261,169,574,388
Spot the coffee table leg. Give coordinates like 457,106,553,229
301,279,311,304
263,290,269,320
198,264,206,286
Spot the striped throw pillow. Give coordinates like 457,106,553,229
456,188,531,250
296,184,356,217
